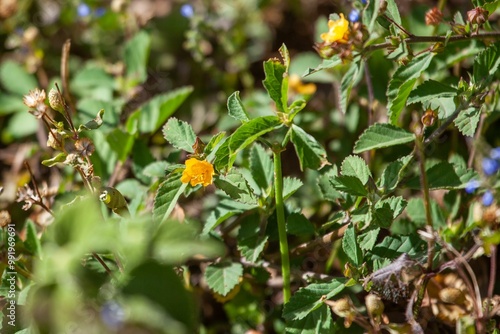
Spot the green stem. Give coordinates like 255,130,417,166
273,147,291,303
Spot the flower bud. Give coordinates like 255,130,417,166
421,109,437,127
48,88,65,113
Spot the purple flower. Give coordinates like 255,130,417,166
465,180,480,194
77,3,91,17
361,0,367,4
180,4,194,18
349,9,360,22
482,157,499,176
490,147,500,160
101,301,125,329
482,190,494,206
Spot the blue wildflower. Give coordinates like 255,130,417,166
101,301,125,329
77,3,91,17
349,9,360,22
482,157,499,176
95,7,106,17
361,0,367,4
490,147,500,160
482,190,494,207
180,4,194,18
465,180,480,194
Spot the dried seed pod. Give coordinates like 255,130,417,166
467,7,489,25
48,88,65,113
365,294,384,317
425,7,443,26
439,287,466,306
421,109,437,127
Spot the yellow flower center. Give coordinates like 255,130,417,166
320,13,350,44
288,74,317,95
181,158,215,187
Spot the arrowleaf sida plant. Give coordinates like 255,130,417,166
2,0,500,333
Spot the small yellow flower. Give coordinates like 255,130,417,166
321,14,350,44
181,158,214,187
288,74,317,95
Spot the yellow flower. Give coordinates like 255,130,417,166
181,158,214,187
320,14,350,44
288,74,317,95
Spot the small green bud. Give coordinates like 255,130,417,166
365,294,384,318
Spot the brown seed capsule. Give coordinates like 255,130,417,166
365,294,384,317
467,7,489,25
425,7,443,26
0,210,11,228
421,109,437,127
48,88,65,113
439,287,466,305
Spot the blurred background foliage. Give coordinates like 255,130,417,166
1,0,496,333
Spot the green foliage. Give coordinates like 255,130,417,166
353,123,415,153
205,261,244,296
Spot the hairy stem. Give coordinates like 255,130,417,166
415,132,435,270
364,32,500,55
273,147,291,303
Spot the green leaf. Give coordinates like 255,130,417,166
263,58,287,112
371,204,394,228
139,86,193,134
237,212,268,263
376,196,407,219
387,53,434,123
282,278,346,321
340,61,363,114
152,220,223,264
250,144,273,193
454,107,481,137
341,155,371,185
290,125,329,170
203,198,256,234
124,30,151,82
41,153,67,167
122,261,196,331
371,234,427,260
342,224,363,266
283,177,303,200
227,91,250,122
379,155,413,192
153,172,188,223
303,56,341,78
385,0,402,25
205,261,243,296
228,116,282,168
473,42,500,87
406,198,447,228
0,93,26,115
205,132,227,159
317,168,343,202
143,161,169,178
106,128,134,162
287,212,315,236
213,139,230,172
363,0,382,33
330,175,367,197
353,123,415,154
358,228,380,251
407,80,458,105
78,109,104,131
406,161,478,190
213,170,258,205
162,118,196,153
24,220,42,258
0,60,38,96
286,305,333,334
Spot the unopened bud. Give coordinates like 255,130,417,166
48,88,65,113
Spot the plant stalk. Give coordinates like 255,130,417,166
273,148,291,303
